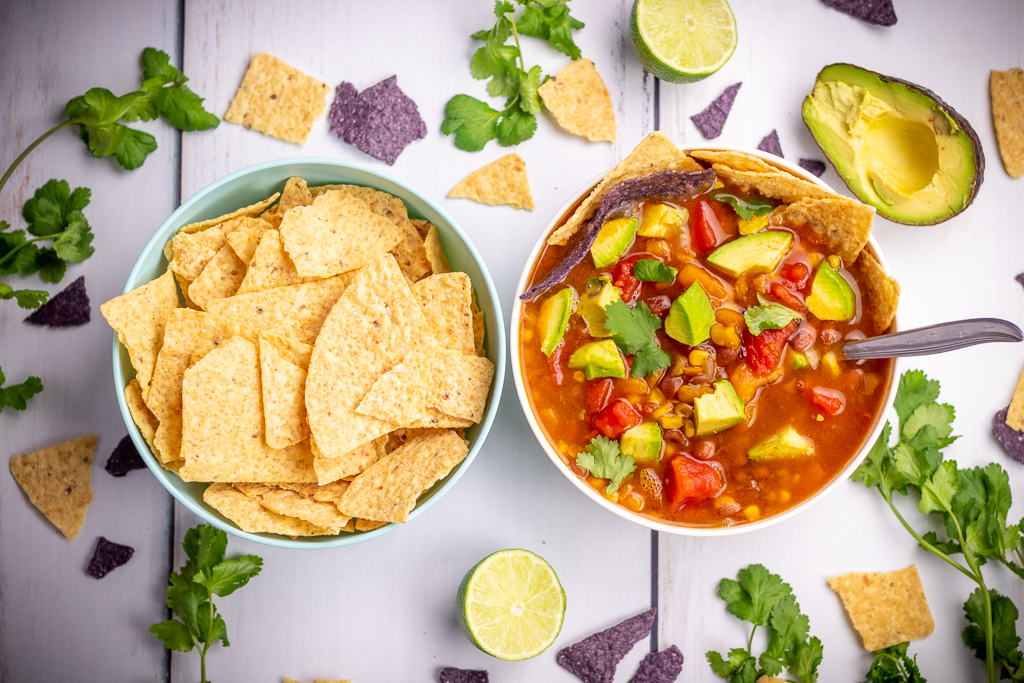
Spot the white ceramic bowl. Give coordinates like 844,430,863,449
510,145,899,536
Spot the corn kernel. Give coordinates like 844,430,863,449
822,351,841,377
713,180,725,189
714,494,736,510
683,420,696,438
573,371,585,382
711,324,741,350
689,349,708,366
648,388,666,404
809,252,824,267
779,491,792,504
659,414,684,429
827,254,842,270
652,403,672,419
743,505,761,519
622,378,650,395
815,414,824,421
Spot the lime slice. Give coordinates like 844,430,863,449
630,0,738,84
456,549,566,661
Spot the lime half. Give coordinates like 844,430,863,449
456,549,566,661
630,0,738,84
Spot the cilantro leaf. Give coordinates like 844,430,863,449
710,189,775,221
183,524,228,578
153,83,220,132
861,642,926,683
195,602,229,647
903,402,956,444
575,435,635,493
149,619,195,652
34,248,67,283
496,102,538,146
66,88,159,170
631,345,671,379
605,299,662,355
719,564,793,626
515,65,544,114
195,555,264,597
893,370,940,435
516,0,585,60
442,95,501,152
633,258,678,283
744,295,802,336
0,369,43,413
0,285,48,309
22,180,91,237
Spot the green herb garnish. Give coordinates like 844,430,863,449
854,370,1024,683
150,524,263,683
0,367,43,414
441,0,583,151
710,189,775,221
707,563,823,683
633,258,678,283
862,642,926,682
744,294,802,336
603,299,670,378
576,435,635,493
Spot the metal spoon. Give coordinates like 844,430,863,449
840,318,1023,360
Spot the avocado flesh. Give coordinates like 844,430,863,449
620,421,663,463
707,231,793,277
538,287,576,356
579,276,621,338
807,261,856,321
568,339,626,380
665,282,715,346
694,380,746,436
803,63,984,226
748,426,814,460
591,217,639,269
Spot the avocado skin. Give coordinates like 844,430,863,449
803,63,984,226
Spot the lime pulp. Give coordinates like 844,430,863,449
630,0,738,84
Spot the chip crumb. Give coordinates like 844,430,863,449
828,565,934,651
24,275,91,327
449,154,535,210
691,83,741,139
991,68,1024,178
105,435,147,477
87,537,135,579
538,59,617,142
10,434,97,540
224,54,328,145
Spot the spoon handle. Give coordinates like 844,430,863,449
841,318,1023,360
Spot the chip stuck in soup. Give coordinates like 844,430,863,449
519,137,898,528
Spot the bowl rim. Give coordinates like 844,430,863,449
510,144,900,537
112,156,506,549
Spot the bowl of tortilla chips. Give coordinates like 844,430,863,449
103,158,505,548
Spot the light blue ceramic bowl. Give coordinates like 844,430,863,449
113,158,505,548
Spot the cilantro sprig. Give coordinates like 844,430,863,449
862,643,926,683
707,564,823,683
710,189,775,221
575,435,635,493
744,294,802,336
603,299,670,378
441,0,584,151
854,370,1024,683
0,367,43,414
633,258,678,283
151,524,263,683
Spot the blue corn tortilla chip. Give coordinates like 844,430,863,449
691,83,741,139
822,0,897,26
994,408,1024,464
799,159,827,177
24,275,90,327
557,607,657,683
757,130,783,158
439,668,488,683
105,435,147,477
329,76,426,165
1015,273,1024,291
629,645,684,683
522,170,716,301
87,537,134,579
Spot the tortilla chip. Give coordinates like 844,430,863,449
270,176,314,217
313,437,386,485
101,269,180,398
226,220,272,263
125,379,159,455
338,185,430,282
234,483,351,534
431,351,494,423
992,68,1024,178
412,273,475,355
176,195,279,235
235,229,315,295
203,484,329,536
423,225,451,275
280,189,403,278
538,59,616,142
771,196,874,264
306,254,438,461
10,434,96,539
224,54,329,145
1007,366,1024,432
547,131,702,245
260,337,309,449
386,427,448,452
857,249,900,334
406,410,474,430
172,271,199,310
709,163,834,206
473,311,485,356
689,149,784,174
168,234,217,282
411,218,432,239
356,353,434,425
206,274,353,345
278,480,351,508
828,565,934,651
178,336,316,483
338,430,469,523
188,244,247,310
449,154,535,210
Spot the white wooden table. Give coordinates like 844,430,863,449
1,1,1022,681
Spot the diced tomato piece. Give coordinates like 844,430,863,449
783,262,810,290
770,282,805,311
693,201,723,253
808,386,846,416
548,342,568,386
664,456,723,511
593,399,642,439
585,378,613,413
613,255,643,301
745,320,798,376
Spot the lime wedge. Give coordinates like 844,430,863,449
456,549,566,661
630,0,738,84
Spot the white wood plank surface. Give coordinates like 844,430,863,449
0,1,181,681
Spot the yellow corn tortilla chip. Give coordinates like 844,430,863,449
278,480,351,508
226,220,272,263
771,196,874,263
689,149,784,174
538,59,617,142
337,185,430,282
423,224,451,275
270,176,314,217
234,483,351,534
356,353,434,425
547,131,701,245
125,379,159,455
260,337,309,449
709,163,834,205
101,269,180,399
473,307,485,356
236,228,315,295
992,68,1024,178
280,189,403,278
176,195,279,235
206,274,353,346
355,519,389,531
756,677,787,683
1007,365,1024,432
406,410,474,430
430,351,495,423
412,273,475,355
172,271,199,310
203,484,329,536
411,218,432,239
857,249,900,335
386,427,449,453
178,336,316,483
449,154,535,210
168,233,217,282
338,430,469,523
188,244,247,310
313,437,386,485
10,434,96,540
224,54,329,145
829,565,934,651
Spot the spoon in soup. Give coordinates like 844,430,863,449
839,318,1023,360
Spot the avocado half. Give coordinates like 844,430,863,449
802,63,984,225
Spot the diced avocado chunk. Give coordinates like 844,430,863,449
538,287,576,357
747,426,814,460
706,231,793,277
665,282,715,346
578,276,621,338
807,260,856,321
638,203,686,238
620,421,663,463
591,217,638,269
789,349,811,370
694,380,746,436
568,339,626,380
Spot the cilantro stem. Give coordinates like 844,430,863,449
979,579,996,683
0,121,74,196
747,624,757,655
507,8,526,73
882,492,976,581
0,232,61,271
